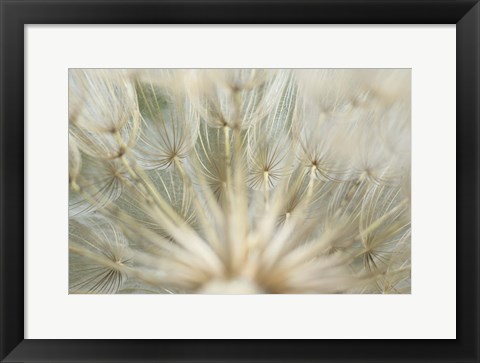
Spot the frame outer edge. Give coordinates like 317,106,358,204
1,1,26,362
457,1,480,361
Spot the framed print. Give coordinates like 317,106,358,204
1,1,479,362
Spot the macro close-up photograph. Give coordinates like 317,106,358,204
68,68,412,295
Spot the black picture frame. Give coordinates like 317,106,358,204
1,1,478,362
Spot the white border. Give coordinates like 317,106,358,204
25,25,456,339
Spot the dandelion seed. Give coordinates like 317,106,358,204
69,216,131,294
69,69,141,159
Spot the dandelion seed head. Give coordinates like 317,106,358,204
69,68,411,294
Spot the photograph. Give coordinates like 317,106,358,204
68,68,411,294
2,0,477,360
